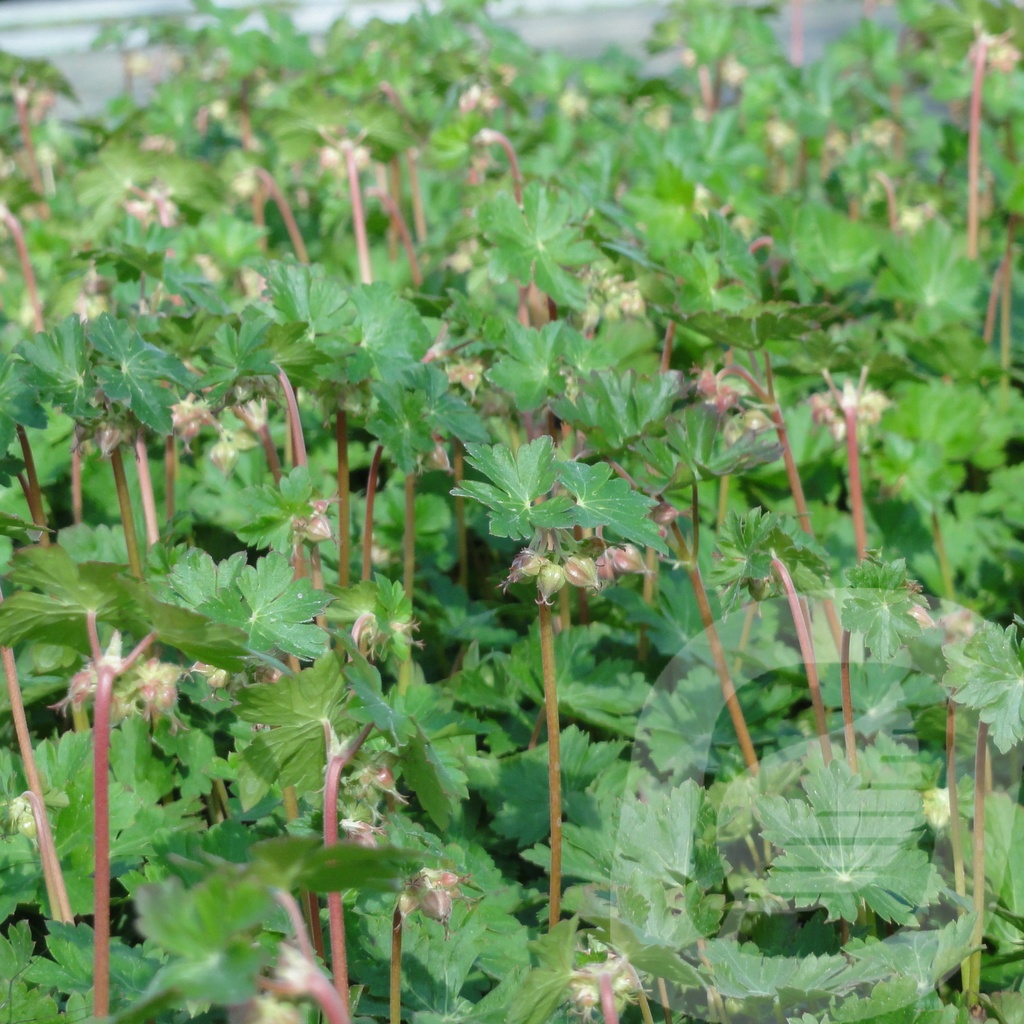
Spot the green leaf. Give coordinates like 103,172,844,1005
480,183,600,310
508,918,578,1024
560,460,666,553
452,437,573,540
943,621,1024,754
88,314,195,434
841,559,927,662
682,302,833,350
711,507,829,612
758,756,936,924
18,317,97,422
487,320,589,411
403,721,468,830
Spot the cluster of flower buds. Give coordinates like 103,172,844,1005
171,395,215,449
922,787,950,831
580,267,646,334
442,237,481,276
341,818,385,848
722,408,774,447
594,543,648,583
459,83,501,115
191,661,231,690
567,946,642,1020
345,758,406,808
447,358,484,394
53,631,124,716
292,498,333,546
208,425,258,475
6,795,36,842
810,377,890,445
398,867,472,938
557,87,589,121
692,367,741,414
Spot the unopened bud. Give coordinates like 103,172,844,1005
536,562,565,603
563,555,601,592
741,408,773,433
611,544,646,575
922,787,950,830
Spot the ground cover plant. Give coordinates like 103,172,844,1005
2,0,1024,1019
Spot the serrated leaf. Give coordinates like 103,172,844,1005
758,757,936,924
88,314,195,433
560,460,666,553
943,621,1024,753
452,437,573,540
508,918,578,1024
480,183,600,310
235,465,317,553
841,559,926,662
18,317,97,422
487,320,587,410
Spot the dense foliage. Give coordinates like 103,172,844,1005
1,0,1024,1021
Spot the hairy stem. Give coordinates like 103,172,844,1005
839,630,858,772
362,445,384,582
600,973,621,1024
772,558,833,764
337,409,351,587
967,721,989,1005
538,600,563,928
110,447,144,579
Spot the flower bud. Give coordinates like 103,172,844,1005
8,796,36,841
342,819,381,848
419,887,453,928
192,662,230,689
741,408,773,433
611,544,646,575
536,562,565,604
922,787,950,830
563,556,601,592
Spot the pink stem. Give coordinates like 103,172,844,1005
255,167,310,264
771,558,833,763
134,433,160,549
476,129,523,204
1,206,44,332
278,370,308,468
343,143,374,285
599,974,620,1024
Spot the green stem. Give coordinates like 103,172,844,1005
538,600,563,928
671,523,760,775
771,557,833,764
110,447,144,579
947,700,969,992
968,721,989,1006
337,409,351,588
931,509,956,602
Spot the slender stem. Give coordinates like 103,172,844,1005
255,167,309,264
343,142,374,286
252,177,268,252
405,149,428,245
638,988,657,1024
671,524,760,775
772,557,832,764
968,721,989,1005
0,588,46,811
72,440,84,525
660,321,676,374
476,129,523,204
367,187,423,287
362,445,384,582
390,904,403,1024
638,545,658,662
454,445,469,593
1000,217,1016,412
337,409,351,588
967,37,988,261
12,81,45,197
946,700,969,992
931,509,955,601
164,435,176,523
17,426,49,542
843,406,868,562
599,974,620,1024
23,789,73,923
3,210,42,333
110,447,144,579
278,371,308,468
874,172,898,233
840,629,858,772
324,722,374,1008
717,475,730,529
538,601,563,928
402,472,416,600
134,433,160,549
657,978,673,1024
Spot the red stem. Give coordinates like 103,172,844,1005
840,629,858,772
343,142,374,285
843,405,867,562
2,206,44,332
362,445,384,582
659,321,676,374
599,974,621,1024
278,371,308,467
476,129,523,204
255,167,310,264
337,409,351,587
771,557,833,763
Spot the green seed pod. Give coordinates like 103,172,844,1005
536,562,566,603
